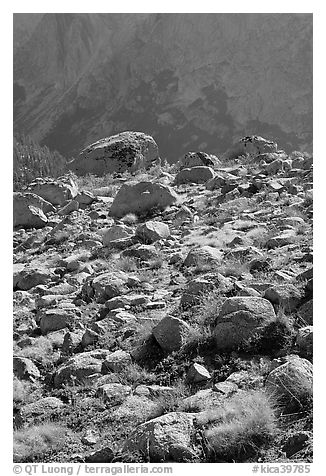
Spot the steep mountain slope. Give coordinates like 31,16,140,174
13,13,312,160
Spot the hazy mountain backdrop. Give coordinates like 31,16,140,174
13,13,313,161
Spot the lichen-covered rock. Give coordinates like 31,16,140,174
123,412,198,462
175,166,215,184
28,176,78,205
214,297,276,350
69,131,160,176
110,181,178,218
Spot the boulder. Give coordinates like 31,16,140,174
175,166,215,185
135,221,170,244
14,267,53,291
28,176,78,205
295,326,313,358
53,349,112,387
265,355,313,407
13,192,55,228
177,151,220,169
266,230,297,249
297,299,313,325
206,172,238,191
69,131,160,175
152,316,191,352
186,363,211,384
214,297,276,350
97,383,132,405
264,284,302,312
39,308,80,334
101,350,132,373
58,199,79,216
180,278,214,307
121,244,159,262
13,356,40,381
110,181,178,218
75,190,96,206
21,397,64,418
183,246,222,267
102,224,134,246
228,136,278,159
123,412,198,462
82,271,129,302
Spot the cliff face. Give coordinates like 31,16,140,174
13,13,313,160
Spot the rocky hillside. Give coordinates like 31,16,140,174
14,13,312,159
13,135,313,463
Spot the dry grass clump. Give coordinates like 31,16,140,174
15,336,56,367
13,377,37,405
200,390,277,461
14,423,68,462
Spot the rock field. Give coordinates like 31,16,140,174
13,134,313,463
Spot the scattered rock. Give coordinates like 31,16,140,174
13,356,40,381
178,151,220,169
214,297,276,350
110,181,178,218
135,221,170,244
123,412,198,462
175,166,215,184
13,192,54,228
28,176,78,205
186,363,211,383
265,355,313,408
183,246,222,267
101,350,132,373
152,316,191,352
53,349,112,387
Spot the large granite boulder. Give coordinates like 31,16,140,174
123,412,198,462
13,192,55,229
110,181,178,218
152,316,191,352
214,297,276,350
28,176,78,205
228,136,278,159
68,131,160,175
177,151,220,170
265,355,313,408
175,166,215,185
53,349,112,387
